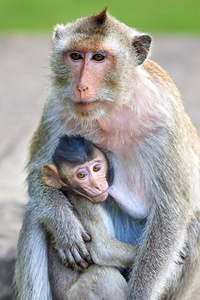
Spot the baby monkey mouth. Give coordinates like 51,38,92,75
91,190,108,203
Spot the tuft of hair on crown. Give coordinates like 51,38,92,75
94,8,108,25
52,135,97,168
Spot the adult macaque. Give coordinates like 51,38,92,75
41,134,137,299
15,8,200,300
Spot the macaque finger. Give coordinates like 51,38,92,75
57,248,67,264
77,243,93,265
65,249,78,269
180,252,187,260
180,244,189,262
81,230,91,242
66,248,89,271
176,247,189,265
72,246,91,269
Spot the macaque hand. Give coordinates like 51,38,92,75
177,243,189,265
53,223,93,272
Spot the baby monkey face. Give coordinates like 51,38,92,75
61,149,109,203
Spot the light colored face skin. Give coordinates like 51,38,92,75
63,46,115,114
60,149,109,203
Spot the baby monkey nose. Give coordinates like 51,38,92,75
95,186,102,191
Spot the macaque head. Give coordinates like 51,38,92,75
42,135,113,203
51,9,151,119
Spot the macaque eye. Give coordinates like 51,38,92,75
93,164,101,172
92,54,105,61
77,171,87,179
70,52,83,60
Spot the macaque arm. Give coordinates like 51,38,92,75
27,119,93,270
127,134,192,299
128,203,188,300
73,197,137,269
90,228,137,269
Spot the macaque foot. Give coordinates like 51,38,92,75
67,265,128,300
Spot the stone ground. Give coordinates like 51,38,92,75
0,35,200,299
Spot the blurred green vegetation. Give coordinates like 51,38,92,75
0,0,200,34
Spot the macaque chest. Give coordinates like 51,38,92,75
95,111,151,219
108,153,150,220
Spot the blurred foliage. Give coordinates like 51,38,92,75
0,0,200,34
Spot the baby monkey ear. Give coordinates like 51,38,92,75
132,34,152,65
42,165,63,189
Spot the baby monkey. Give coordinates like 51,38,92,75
42,135,137,298
42,135,112,204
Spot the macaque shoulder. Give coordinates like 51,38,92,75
143,60,181,98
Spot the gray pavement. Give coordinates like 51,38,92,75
0,35,200,299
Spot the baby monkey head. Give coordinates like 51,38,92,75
42,135,113,203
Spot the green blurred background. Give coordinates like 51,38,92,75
0,0,200,34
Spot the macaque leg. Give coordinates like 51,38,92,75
48,243,128,300
67,265,128,300
78,198,137,269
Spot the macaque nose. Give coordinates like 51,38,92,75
78,85,88,92
93,180,103,192
76,84,89,100
77,65,90,97
95,185,101,191
77,84,89,96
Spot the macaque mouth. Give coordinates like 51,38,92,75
91,190,108,203
95,190,108,197
74,101,101,112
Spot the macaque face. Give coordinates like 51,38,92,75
63,44,120,117
60,149,109,203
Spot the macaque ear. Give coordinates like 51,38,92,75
132,34,151,65
52,24,65,41
42,165,63,189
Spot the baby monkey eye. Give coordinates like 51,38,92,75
92,54,105,61
70,52,83,60
77,171,87,179
93,164,101,172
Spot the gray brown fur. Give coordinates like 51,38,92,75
15,9,200,300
